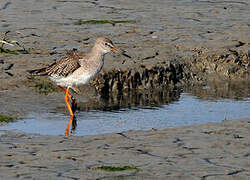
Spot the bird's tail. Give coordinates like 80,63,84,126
27,67,48,76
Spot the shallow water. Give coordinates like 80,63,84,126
0,92,249,136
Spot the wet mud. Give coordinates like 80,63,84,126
0,0,249,179
0,118,249,179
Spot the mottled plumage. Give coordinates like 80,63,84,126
29,37,122,88
29,51,82,77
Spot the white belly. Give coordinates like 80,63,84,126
50,68,100,88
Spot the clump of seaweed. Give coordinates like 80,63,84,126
0,114,14,123
94,165,138,171
26,77,59,95
74,19,136,26
0,31,29,54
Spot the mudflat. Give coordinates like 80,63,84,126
0,118,249,179
0,0,249,179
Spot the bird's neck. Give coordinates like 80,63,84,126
88,45,106,62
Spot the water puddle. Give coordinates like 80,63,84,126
0,87,249,136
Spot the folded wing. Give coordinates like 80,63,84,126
28,50,82,77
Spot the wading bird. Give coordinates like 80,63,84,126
29,37,130,135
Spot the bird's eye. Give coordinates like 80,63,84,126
105,42,112,47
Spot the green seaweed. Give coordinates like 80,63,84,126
33,81,58,95
94,165,138,171
27,77,59,95
73,19,136,26
0,114,14,123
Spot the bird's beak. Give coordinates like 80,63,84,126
111,47,132,59
121,51,132,59
111,46,121,54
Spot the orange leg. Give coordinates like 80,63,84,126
58,85,72,99
64,87,74,117
61,87,78,136
65,116,77,136
65,115,73,136
64,87,74,136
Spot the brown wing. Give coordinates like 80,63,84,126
29,50,83,77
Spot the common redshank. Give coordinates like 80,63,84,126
29,37,130,135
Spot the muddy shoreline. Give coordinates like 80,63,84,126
0,0,250,179
0,118,250,179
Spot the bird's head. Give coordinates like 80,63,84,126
94,37,131,59
95,37,121,55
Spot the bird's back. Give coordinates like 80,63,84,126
28,50,85,77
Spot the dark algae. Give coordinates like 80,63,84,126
94,165,138,171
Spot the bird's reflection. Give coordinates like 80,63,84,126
65,97,78,136
65,115,77,136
